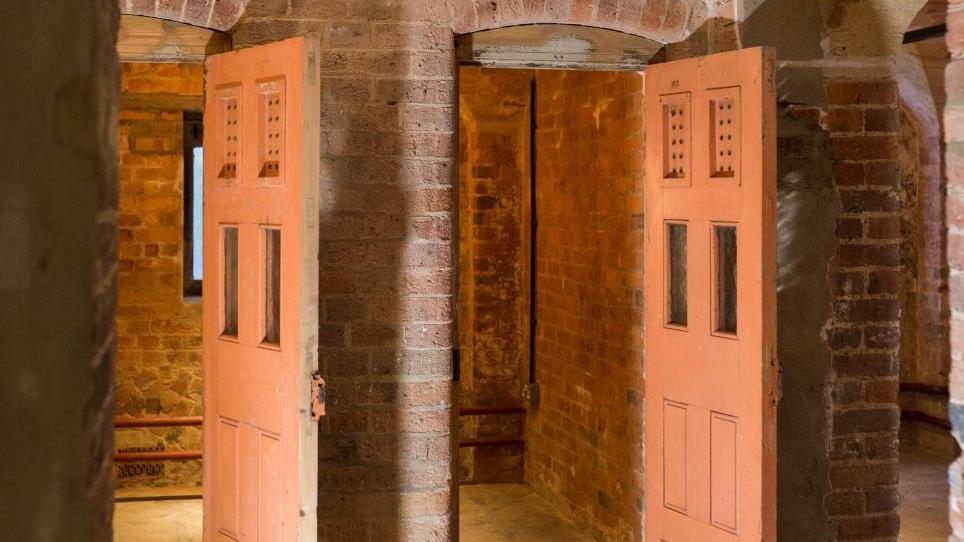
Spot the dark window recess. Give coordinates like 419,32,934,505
715,225,737,334
223,226,239,337
263,228,281,345
183,111,203,297
667,223,688,326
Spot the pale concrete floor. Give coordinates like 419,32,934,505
116,469,952,542
899,448,952,542
460,484,596,542
114,483,593,542
113,487,201,542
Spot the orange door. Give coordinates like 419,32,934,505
644,47,777,542
202,37,320,542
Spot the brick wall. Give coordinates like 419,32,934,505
526,69,645,541
457,66,531,484
945,0,964,538
824,77,903,540
115,62,204,488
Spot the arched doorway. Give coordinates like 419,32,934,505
111,14,227,540
454,24,657,541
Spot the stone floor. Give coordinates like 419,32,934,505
113,483,594,541
113,487,201,542
899,448,952,542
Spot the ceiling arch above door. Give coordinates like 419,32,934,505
120,0,246,32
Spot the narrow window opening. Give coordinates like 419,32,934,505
715,225,737,334
183,111,203,297
667,222,688,326
263,227,281,345
222,226,239,337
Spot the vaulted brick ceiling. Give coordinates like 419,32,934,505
446,0,705,44
120,0,948,49
908,0,947,31
119,0,247,31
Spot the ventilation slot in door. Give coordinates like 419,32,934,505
709,88,741,180
666,222,688,328
258,78,285,182
262,227,281,346
222,226,239,338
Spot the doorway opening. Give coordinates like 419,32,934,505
457,63,645,542
896,5,956,539
455,24,657,541
111,15,229,541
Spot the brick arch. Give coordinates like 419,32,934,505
120,0,246,31
447,0,707,44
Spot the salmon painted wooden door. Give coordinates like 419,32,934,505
202,37,320,542
644,47,777,542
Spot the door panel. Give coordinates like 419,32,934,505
663,400,688,513
644,47,777,542
203,37,320,542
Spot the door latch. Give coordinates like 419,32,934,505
311,371,326,421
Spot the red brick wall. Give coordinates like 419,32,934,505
824,77,903,540
457,66,532,484
526,69,645,541
945,0,964,538
115,62,204,488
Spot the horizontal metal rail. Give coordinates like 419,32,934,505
901,409,951,431
459,438,525,448
458,406,527,448
899,382,949,397
115,493,202,503
114,416,203,428
459,406,526,416
114,450,203,462
113,416,203,462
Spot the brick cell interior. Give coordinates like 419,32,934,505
115,62,204,488
897,36,953,457
458,67,645,540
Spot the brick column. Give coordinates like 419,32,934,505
945,1,964,539
824,76,903,541
235,4,458,540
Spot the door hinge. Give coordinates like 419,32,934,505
311,371,326,421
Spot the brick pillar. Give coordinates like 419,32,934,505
946,1,964,539
234,4,458,540
824,77,903,540
1,1,119,540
